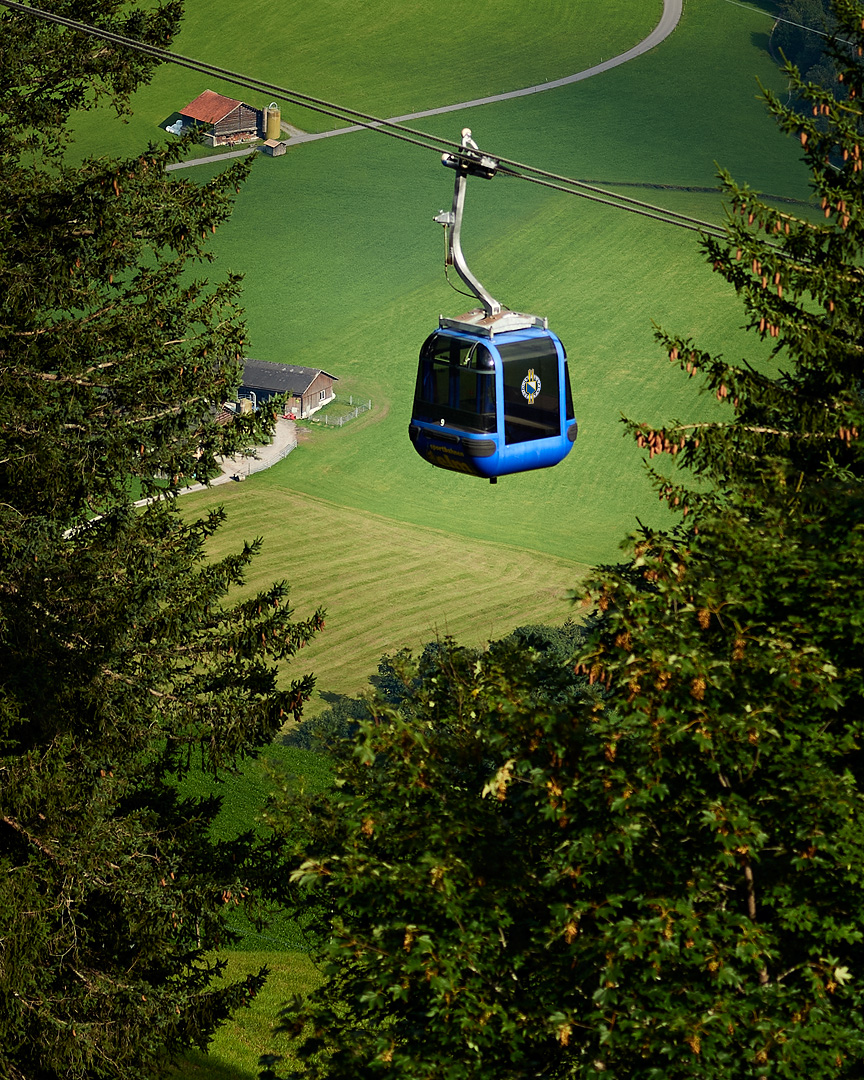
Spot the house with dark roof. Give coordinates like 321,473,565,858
240,360,338,418
179,90,260,146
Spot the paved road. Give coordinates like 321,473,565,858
213,415,297,483
167,0,683,170
133,417,298,505
291,0,683,143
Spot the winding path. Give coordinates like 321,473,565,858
291,0,683,143
168,0,682,169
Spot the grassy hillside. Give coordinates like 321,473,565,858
157,0,808,708
188,0,803,573
184,483,588,703
166,949,320,1080
71,0,805,575
70,0,661,159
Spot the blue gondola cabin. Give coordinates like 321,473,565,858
409,310,577,481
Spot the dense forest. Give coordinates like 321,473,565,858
774,0,840,89
0,2,323,1076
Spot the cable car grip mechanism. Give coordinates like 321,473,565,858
434,128,501,317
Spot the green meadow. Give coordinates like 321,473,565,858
186,482,590,699
71,0,662,156
165,949,321,1080
67,0,817,1072
171,0,803,657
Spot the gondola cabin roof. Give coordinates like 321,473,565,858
439,307,548,337
242,359,338,396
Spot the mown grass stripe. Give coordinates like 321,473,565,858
184,484,586,706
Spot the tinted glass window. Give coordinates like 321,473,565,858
563,360,574,421
413,334,496,433
499,337,561,444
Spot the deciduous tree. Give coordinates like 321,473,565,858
773,0,835,86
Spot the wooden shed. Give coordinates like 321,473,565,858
262,139,288,156
240,360,338,418
180,90,260,146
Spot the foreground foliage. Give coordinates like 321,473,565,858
0,2,322,1077
269,3,864,1077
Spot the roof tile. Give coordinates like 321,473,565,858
181,89,246,125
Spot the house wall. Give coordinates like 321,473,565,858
300,372,336,417
214,104,259,137
237,372,336,416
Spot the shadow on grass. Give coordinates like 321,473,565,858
751,29,773,58
317,689,350,704
745,0,781,13
167,1049,258,1080
281,694,368,753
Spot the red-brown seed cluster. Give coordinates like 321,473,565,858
635,428,687,457
758,317,780,338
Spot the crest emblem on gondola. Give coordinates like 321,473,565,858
521,368,541,404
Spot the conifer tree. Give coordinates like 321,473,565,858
270,3,864,1077
0,2,323,1076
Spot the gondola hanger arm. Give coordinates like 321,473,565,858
434,128,502,317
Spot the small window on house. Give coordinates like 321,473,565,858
319,389,326,401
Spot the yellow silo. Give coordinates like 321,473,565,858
265,102,281,141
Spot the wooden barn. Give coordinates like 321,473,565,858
179,90,260,146
240,360,338,418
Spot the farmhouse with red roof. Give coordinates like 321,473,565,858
179,90,261,146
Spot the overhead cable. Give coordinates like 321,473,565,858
1,0,735,240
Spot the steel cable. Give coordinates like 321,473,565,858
2,0,740,240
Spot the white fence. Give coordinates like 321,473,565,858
229,422,298,480
241,436,296,475
322,397,372,426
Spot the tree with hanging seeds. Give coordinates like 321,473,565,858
267,3,864,1078
0,2,324,1076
